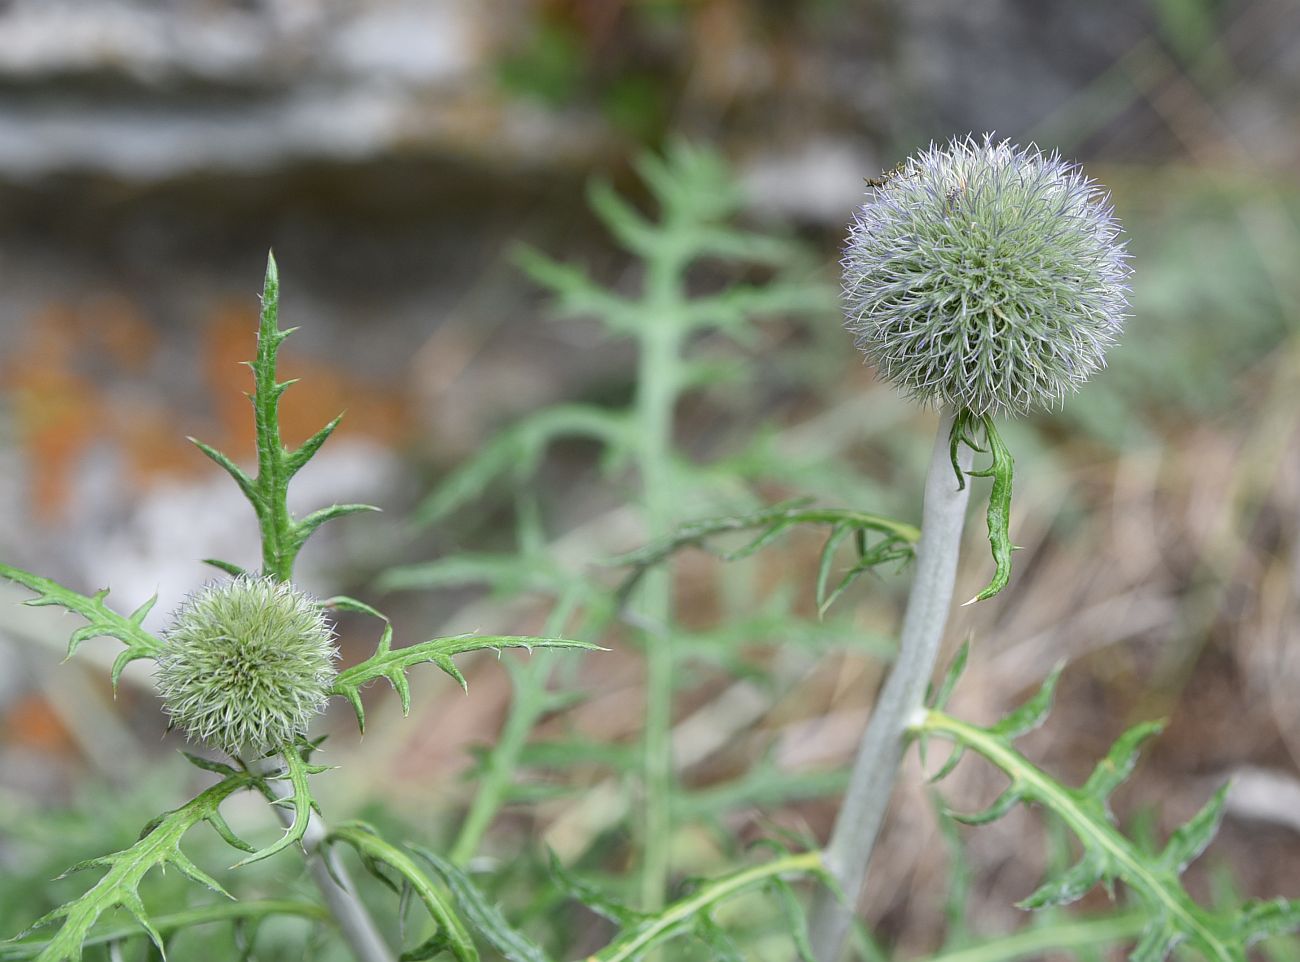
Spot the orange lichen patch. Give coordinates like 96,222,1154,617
2,692,76,756
116,399,198,486
81,293,158,375
5,305,103,519
5,296,413,520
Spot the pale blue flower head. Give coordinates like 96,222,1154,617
843,135,1131,416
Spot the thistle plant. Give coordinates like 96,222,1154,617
1,255,592,962
4,141,1297,962
806,134,1133,958
799,135,1300,962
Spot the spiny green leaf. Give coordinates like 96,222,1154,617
607,500,917,606
378,553,584,597
695,917,746,962
672,760,847,820
958,413,1016,605
769,876,818,962
0,563,164,689
1018,851,1108,909
587,178,657,256
920,707,1255,962
387,666,415,710
637,141,746,226
11,773,253,962
1234,898,1300,945
166,849,232,899
1130,920,1182,962
179,752,241,778
292,503,381,549
947,786,1023,826
411,404,629,529
815,524,855,614
589,850,825,962
0,902,328,962
234,747,320,868
325,823,477,962
1082,720,1166,800
930,641,970,712
691,224,810,266
927,744,966,784
511,245,641,334
202,558,248,578
205,810,255,854
610,499,917,568
949,414,970,491
1160,783,1230,875
322,594,388,621
682,280,835,336
330,626,598,732
400,933,453,962
990,663,1064,739
413,848,553,962
188,439,259,505
284,413,344,478
117,893,164,956
546,850,648,927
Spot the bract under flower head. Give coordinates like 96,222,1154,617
155,576,337,755
843,134,1131,416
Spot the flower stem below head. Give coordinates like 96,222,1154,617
248,755,394,962
809,408,974,961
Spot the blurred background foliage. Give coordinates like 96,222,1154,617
0,0,1297,958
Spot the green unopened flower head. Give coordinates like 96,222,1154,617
844,134,1131,416
155,576,337,755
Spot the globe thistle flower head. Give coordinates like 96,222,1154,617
843,134,1131,416
155,576,337,755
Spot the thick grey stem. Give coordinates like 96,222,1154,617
252,759,394,962
810,409,973,961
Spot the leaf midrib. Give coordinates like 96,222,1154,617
924,712,1232,962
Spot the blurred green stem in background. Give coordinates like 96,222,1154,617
917,912,1147,962
448,584,587,865
634,228,688,911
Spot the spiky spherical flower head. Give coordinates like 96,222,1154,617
155,577,337,755
843,135,1131,416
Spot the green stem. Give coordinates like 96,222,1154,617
449,588,586,865
250,757,394,962
328,824,476,961
0,901,330,961
241,255,391,962
810,409,974,961
918,912,1146,962
449,658,550,866
251,255,295,582
591,851,824,962
635,247,686,911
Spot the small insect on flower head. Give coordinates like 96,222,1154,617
155,576,337,756
844,134,1131,416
